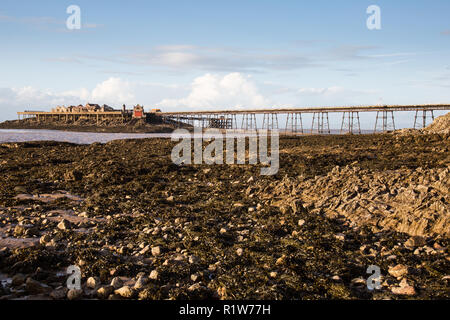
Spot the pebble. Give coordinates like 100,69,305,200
149,270,159,280
391,279,416,296
86,277,99,289
188,255,200,264
191,274,199,282
139,245,150,255
405,236,426,248
298,219,305,227
188,283,204,292
67,288,83,300
96,286,114,299
151,246,161,256
57,219,71,230
25,278,48,294
115,286,134,298
50,287,68,300
39,234,51,245
334,233,345,241
388,264,409,278
11,273,26,287
134,276,147,289
236,248,243,256
110,277,123,289
275,255,286,266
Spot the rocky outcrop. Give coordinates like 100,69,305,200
254,165,449,237
422,112,450,135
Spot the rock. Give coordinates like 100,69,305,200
405,236,426,248
236,248,243,256
67,288,83,300
334,233,345,241
25,278,48,294
114,286,134,298
388,264,409,278
149,270,158,280
391,279,416,296
86,277,100,289
350,278,366,287
64,169,83,181
11,273,26,287
166,196,174,202
269,272,277,278
14,186,27,193
331,275,341,281
275,255,286,266
298,219,305,227
188,255,199,264
0,247,10,258
217,286,227,298
134,276,147,289
57,219,71,230
79,212,89,218
110,277,123,289
13,225,26,237
151,246,161,256
139,245,150,255
96,286,114,299
219,228,228,234
50,287,68,300
188,283,204,292
40,234,51,245
191,273,200,282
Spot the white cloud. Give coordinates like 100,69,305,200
91,77,134,103
158,73,269,110
0,74,385,122
0,78,136,120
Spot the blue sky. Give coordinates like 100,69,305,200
0,0,449,125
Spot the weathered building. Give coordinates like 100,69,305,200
133,105,145,118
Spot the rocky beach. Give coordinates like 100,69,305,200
0,114,449,300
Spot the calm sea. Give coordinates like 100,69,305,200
0,129,173,144
0,128,378,145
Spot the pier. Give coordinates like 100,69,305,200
18,104,450,133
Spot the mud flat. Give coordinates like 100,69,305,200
0,132,448,300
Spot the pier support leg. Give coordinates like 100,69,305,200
414,110,435,129
374,111,395,133
341,111,361,134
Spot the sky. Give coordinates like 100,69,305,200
1,0,450,125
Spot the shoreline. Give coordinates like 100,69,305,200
0,121,177,134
